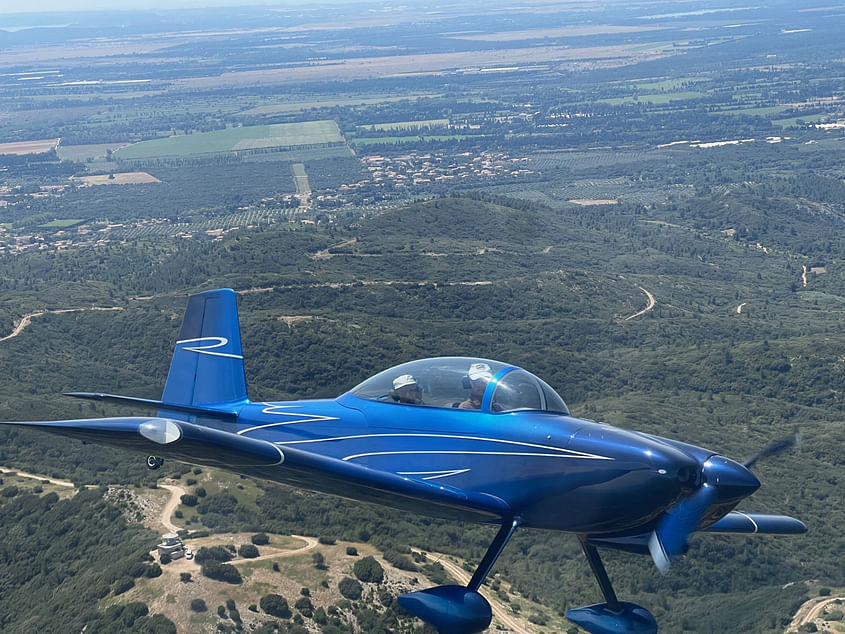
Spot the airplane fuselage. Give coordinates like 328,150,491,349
230,395,702,534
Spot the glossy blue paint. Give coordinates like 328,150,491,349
398,586,492,634
1,288,807,634
566,602,658,634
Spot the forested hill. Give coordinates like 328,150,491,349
0,193,842,632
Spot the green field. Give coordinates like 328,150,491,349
56,143,127,162
39,219,86,228
114,121,344,160
773,113,824,127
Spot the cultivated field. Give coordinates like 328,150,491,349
74,172,161,185
57,143,129,162
114,121,344,160
0,138,59,155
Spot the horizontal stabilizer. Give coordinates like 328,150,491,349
703,511,807,534
3,417,283,469
64,392,238,420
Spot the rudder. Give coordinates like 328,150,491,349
162,288,248,408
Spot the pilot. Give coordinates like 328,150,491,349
458,362,492,409
392,374,423,404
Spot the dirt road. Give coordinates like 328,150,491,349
786,594,845,632
158,483,186,533
229,535,319,565
623,286,656,321
0,307,122,343
0,466,74,487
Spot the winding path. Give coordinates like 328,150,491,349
0,466,74,487
786,594,845,632
0,307,122,343
623,286,656,321
229,535,319,565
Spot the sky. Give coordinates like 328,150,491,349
0,0,320,13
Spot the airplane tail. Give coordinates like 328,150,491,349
161,288,248,410
66,288,249,420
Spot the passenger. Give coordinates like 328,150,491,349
458,362,492,409
392,374,423,404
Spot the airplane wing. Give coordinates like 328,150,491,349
587,511,806,555
1,417,511,524
701,511,806,534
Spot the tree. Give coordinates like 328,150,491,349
353,555,384,583
180,493,198,507
238,543,259,558
312,551,326,569
338,577,362,600
195,545,232,563
294,596,314,618
201,560,242,584
251,533,270,545
260,593,291,618
180,572,192,583
190,598,207,612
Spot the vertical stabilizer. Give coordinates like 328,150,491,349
162,289,248,408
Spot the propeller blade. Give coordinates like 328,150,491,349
743,430,801,469
649,483,717,573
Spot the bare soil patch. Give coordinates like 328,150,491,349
569,198,619,206
0,138,59,155
75,172,161,185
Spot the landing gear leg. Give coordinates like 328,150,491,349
566,537,658,634
146,455,164,470
398,517,521,634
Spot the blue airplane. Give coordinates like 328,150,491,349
2,289,805,634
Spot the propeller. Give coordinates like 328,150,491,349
649,431,801,573
743,429,801,469
648,456,760,573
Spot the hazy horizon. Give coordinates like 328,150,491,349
0,0,328,15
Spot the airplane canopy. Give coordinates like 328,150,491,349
349,357,569,414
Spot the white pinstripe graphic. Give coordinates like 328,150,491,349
177,337,243,359
273,432,612,461
734,511,760,533
237,403,339,434
397,469,471,480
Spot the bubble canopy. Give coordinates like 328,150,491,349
349,357,569,415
